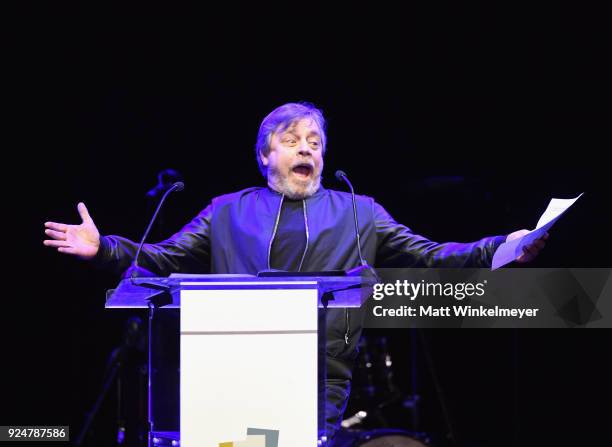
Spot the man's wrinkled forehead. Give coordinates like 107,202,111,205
274,118,321,137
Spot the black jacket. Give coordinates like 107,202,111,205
97,185,505,434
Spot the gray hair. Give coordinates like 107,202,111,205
255,102,327,177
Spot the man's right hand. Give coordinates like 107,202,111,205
44,202,101,260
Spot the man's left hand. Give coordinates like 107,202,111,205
506,230,549,263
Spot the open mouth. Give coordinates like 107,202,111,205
291,164,313,178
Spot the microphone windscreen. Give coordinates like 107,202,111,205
173,181,185,192
335,170,347,181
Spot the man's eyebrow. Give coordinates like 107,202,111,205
279,128,320,138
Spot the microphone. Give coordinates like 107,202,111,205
335,170,367,268
129,181,185,279
146,168,184,199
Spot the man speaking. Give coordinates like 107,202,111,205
44,102,546,441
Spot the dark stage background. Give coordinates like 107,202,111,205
4,4,612,447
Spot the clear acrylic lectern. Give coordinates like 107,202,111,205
105,274,371,447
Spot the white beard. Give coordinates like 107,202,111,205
268,166,322,200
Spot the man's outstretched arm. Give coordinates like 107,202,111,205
373,201,546,268
44,202,212,276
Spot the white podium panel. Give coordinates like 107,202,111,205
181,287,319,447
181,288,319,332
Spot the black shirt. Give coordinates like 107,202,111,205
269,198,307,271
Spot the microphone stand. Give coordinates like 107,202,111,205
74,350,123,446
417,330,458,445
75,317,145,447
401,328,421,432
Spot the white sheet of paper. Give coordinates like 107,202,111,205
535,193,583,229
491,193,583,270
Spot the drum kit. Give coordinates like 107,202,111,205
335,334,433,447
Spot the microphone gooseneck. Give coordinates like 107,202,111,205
132,181,185,278
335,170,367,267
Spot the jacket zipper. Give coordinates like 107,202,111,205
267,194,285,270
297,199,309,272
345,309,350,344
